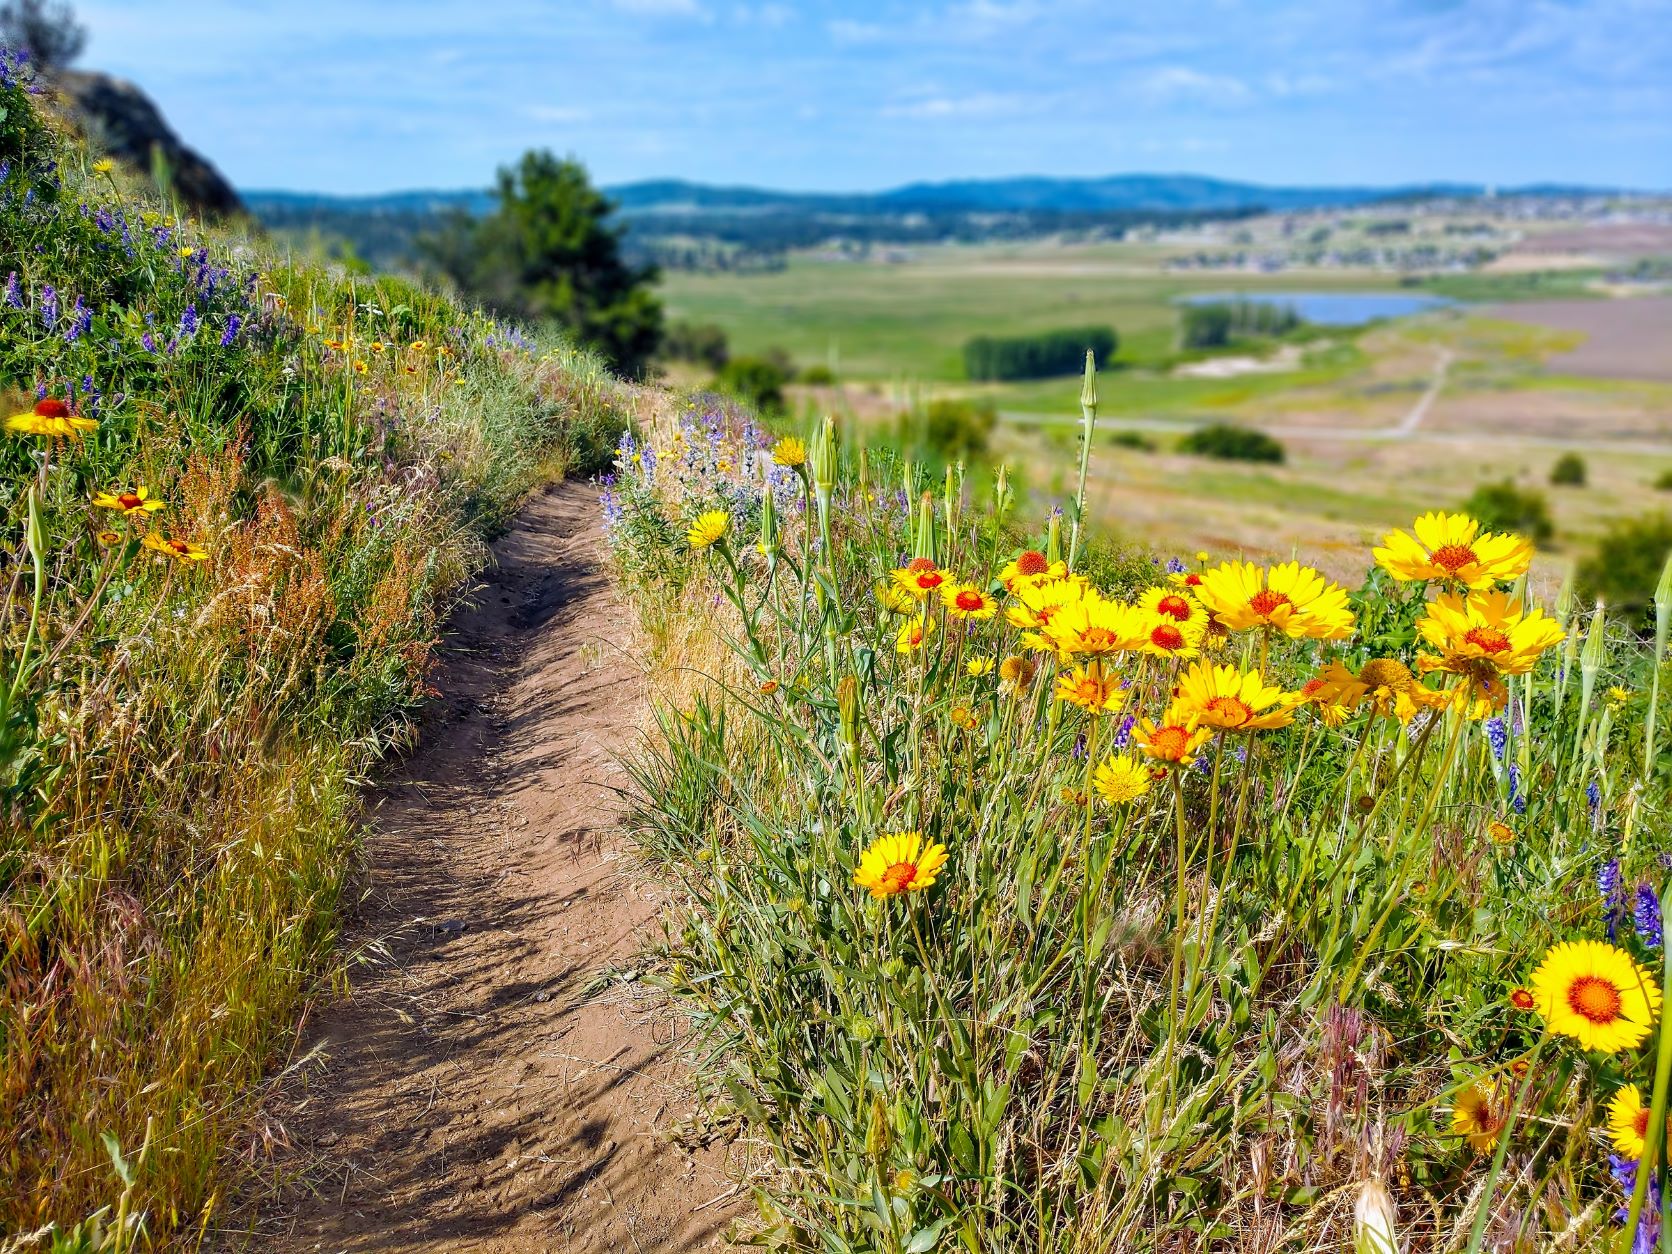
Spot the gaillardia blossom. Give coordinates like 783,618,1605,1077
940,582,999,620
1172,661,1296,732
854,831,949,899
1527,939,1661,1052
1606,1084,1659,1160
1132,716,1212,768
1193,560,1354,640
6,397,98,439
92,486,165,517
1374,511,1533,590
1451,1081,1505,1153
1416,591,1564,710
141,533,209,562
891,557,948,599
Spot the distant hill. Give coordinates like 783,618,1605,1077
244,173,1638,222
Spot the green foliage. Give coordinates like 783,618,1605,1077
798,362,836,385
1106,429,1156,452
1549,451,1586,487
964,325,1116,381
1176,422,1285,463
1578,513,1672,628
1462,478,1554,544
1655,468,1672,492
664,319,729,369
1179,298,1301,349
0,73,621,1235
714,354,791,413
422,149,663,377
897,396,997,461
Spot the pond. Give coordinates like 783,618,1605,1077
1177,290,1459,326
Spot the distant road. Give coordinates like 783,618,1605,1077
1394,346,1452,436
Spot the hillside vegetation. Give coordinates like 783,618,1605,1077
0,56,619,1243
602,396,1671,1251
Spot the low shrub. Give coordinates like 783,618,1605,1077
663,319,730,369
713,354,791,412
1550,451,1587,487
1463,478,1554,544
1577,512,1672,629
1176,421,1285,463
1179,297,1301,349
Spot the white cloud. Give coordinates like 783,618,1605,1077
880,91,1047,120
611,0,708,16
526,104,592,123
1131,65,1253,106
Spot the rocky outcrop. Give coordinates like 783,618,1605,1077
53,69,242,219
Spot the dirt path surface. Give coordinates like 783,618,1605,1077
254,482,735,1252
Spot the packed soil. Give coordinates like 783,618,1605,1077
1486,296,1672,382
247,482,737,1252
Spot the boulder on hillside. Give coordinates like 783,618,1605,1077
54,69,242,219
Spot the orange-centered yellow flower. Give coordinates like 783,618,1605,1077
1054,662,1127,713
1527,939,1661,1053
1171,661,1296,732
896,613,935,654
854,831,949,899
1416,591,1565,706
941,582,999,620
1138,609,1206,660
1041,594,1150,658
1451,1081,1505,1153
1311,658,1443,723
141,533,209,562
1606,1084,1665,1159
999,549,1067,593
6,398,98,439
1132,716,1212,767
1374,511,1533,590
1193,560,1354,640
891,557,949,599
92,486,165,517
1139,585,1205,630
1005,574,1087,652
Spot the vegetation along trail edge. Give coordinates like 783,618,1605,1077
253,482,735,1252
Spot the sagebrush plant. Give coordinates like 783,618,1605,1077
608,361,1671,1251
0,53,621,1245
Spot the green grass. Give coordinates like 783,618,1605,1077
0,70,620,1243
605,402,1672,1253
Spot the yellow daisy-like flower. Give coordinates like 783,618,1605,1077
890,557,949,599
1194,560,1355,640
1137,610,1206,660
874,579,917,615
771,435,808,468
1311,658,1444,723
1138,585,1204,629
1132,716,1212,767
1416,591,1565,708
141,533,209,562
998,549,1067,593
1294,677,1350,727
6,398,98,440
1606,1084,1660,1160
1451,1081,1506,1153
92,486,166,517
1006,574,1087,652
1374,511,1533,590
997,654,1037,692
948,704,980,731
1092,754,1152,805
686,510,730,550
854,831,949,899
95,529,123,547
1054,662,1127,713
941,582,999,620
91,157,116,174
1527,939,1661,1053
1042,594,1150,658
1486,819,1516,846
1171,661,1296,732
966,657,996,677
896,614,935,654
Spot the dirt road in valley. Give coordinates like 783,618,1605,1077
252,482,736,1252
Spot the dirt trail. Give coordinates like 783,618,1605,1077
254,482,735,1252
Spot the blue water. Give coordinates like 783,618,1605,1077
1177,291,1458,326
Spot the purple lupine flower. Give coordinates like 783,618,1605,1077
1608,1156,1661,1253
179,305,198,337
141,331,156,353
2,271,19,307
1588,779,1602,817
220,314,241,347
1071,733,1087,760
1164,556,1187,574
1507,764,1526,814
63,296,90,342
1111,713,1136,750
39,283,57,328
1484,717,1507,762
1601,857,1626,941
1634,883,1663,949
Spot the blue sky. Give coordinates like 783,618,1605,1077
77,0,1671,195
